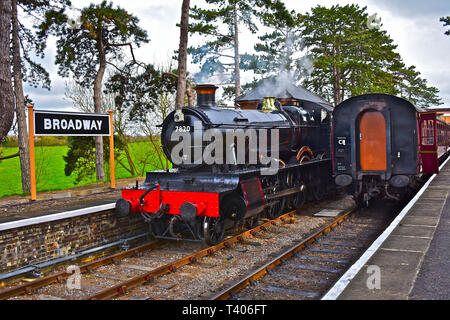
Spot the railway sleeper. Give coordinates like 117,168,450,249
258,285,321,299
293,254,352,265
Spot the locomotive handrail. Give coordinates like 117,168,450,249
205,123,321,129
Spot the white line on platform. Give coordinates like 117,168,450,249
379,248,425,254
391,235,432,239
400,224,436,228
0,203,116,232
321,155,450,300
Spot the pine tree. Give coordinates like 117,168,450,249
240,5,309,84
11,0,70,193
188,0,286,99
441,16,450,35
39,0,148,181
175,0,190,110
393,64,442,108
300,4,441,107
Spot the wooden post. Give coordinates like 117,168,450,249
27,104,36,201
108,110,115,189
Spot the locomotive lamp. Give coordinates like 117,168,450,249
174,109,184,122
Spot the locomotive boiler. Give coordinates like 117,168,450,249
116,84,332,245
161,85,330,170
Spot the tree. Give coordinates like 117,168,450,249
64,61,177,183
106,62,176,123
106,62,177,171
64,80,129,182
0,0,14,143
241,4,310,84
441,16,450,35
393,64,441,108
65,75,161,177
189,0,283,98
10,0,70,193
175,0,190,110
39,0,148,182
300,5,436,106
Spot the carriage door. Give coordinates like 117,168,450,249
359,111,387,171
418,112,439,174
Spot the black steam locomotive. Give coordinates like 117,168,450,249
116,84,332,245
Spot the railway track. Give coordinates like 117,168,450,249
211,201,398,300
1,197,347,300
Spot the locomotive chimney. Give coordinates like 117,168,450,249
195,84,218,107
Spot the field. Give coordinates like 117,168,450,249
0,141,168,198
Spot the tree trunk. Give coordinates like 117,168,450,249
233,2,241,98
186,81,195,107
175,0,190,110
93,29,106,181
11,0,31,193
0,0,14,143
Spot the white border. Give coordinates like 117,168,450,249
322,155,450,300
0,203,115,232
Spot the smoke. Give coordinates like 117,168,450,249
190,23,316,102
254,69,297,98
251,27,315,97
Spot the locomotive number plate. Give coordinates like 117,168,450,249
175,125,192,133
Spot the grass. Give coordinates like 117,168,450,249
0,141,168,198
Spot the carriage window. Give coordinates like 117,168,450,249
421,120,435,145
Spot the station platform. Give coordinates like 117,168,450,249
325,156,450,300
0,177,144,224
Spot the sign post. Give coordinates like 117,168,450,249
27,105,115,201
27,105,37,201
108,110,115,189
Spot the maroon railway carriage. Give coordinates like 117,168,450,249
116,84,332,245
332,94,450,206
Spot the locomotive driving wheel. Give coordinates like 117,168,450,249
291,184,306,209
203,216,225,245
265,175,286,219
266,199,286,219
288,170,306,209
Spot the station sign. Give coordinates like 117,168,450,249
33,110,110,136
27,105,116,201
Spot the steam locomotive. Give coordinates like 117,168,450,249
116,84,332,245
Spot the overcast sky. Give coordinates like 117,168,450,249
23,0,450,111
